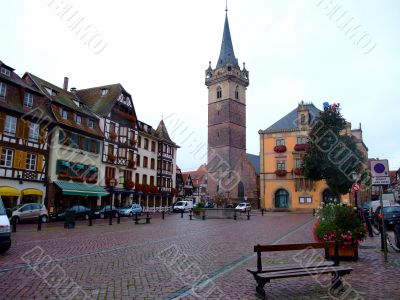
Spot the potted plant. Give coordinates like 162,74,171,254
58,172,70,181
294,168,302,176
109,132,118,141
135,183,143,192
273,145,287,153
85,177,98,184
130,138,137,147
108,155,116,163
275,169,287,177
71,176,84,182
128,159,136,169
294,144,306,151
313,203,367,261
105,177,117,188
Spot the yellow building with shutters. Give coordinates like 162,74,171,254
259,102,368,211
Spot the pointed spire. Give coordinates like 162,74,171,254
216,7,238,68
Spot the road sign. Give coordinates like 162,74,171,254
352,183,360,192
372,177,390,185
370,160,389,177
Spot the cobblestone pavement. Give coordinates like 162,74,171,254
0,212,399,299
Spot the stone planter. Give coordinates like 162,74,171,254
328,244,359,261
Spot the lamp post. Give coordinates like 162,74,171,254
351,171,358,208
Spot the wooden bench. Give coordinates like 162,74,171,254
247,241,353,299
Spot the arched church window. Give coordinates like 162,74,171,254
217,86,222,99
301,114,306,125
235,85,239,100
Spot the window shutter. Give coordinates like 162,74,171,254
59,130,65,144
39,126,46,144
0,112,5,133
23,122,29,140
16,120,24,139
13,150,21,169
19,151,27,169
37,155,44,172
96,141,100,154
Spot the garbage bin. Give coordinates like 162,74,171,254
64,209,75,229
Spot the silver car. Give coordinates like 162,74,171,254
119,204,143,217
12,203,49,223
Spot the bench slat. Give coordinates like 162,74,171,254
256,266,353,280
247,261,334,274
254,242,334,252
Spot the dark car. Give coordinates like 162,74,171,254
56,205,91,220
204,202,214,208
94,205,119,219
373,204,400,230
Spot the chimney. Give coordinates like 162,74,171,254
70,87,77,93
63,77,69,90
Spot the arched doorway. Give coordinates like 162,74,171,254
275,189,289,208
322,189,337,204
238,181,244,198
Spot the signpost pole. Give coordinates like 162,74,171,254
379,185,388,262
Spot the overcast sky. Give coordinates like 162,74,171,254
1,0,399,172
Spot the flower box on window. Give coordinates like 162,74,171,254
275,170,287,177
129,138,137,147
149,185,159,193
108,155,116,163
71,176,84,182
124,180,134,189
294,168,302,176
273,145,287,153
135,183,143,192
85,178,98,184
294,144,306,151
57,172,70,181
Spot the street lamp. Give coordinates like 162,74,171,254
351,171,358,208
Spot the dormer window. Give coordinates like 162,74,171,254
24,93,33,107
216,86,222,99
88,119,94,128
101,88,109,96
73,99,80,107
45,87,52,95
0,67,11,77
300,114,306,125
62,109,68,120
76,115,82,125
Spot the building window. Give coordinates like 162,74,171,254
143,156,148,168
276,138,285,146
62,110,68,120
28,123,40,142
0,82,6,98
144,138,149,150
150,176,155,186
76,115,81,125
297,136,308,144
107,144,114,156
150,158,155,169
235,85,239,100
151,141,156,152
277,160,286,170
135,173,140,184
4,115,17,136
299,196,312,204
300,114,306,125
142,174,147,185
101,88,109,96
136,154,140,167
137,136,141,148
118,147,127,158
124,170,132,181
24,93,33,107
26,153,37,171
0,67,11,77
216,86,222,99
105,166,116,179
295,158,303,169
0,148,13,167
88,119,94,128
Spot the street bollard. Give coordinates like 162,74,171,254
380,223,386,251
261,208,264,216
312,209,316,216
202,210,205,221
12,218,17,232
109,213,112,225
146,212,151,224
135,213,139,225
181,210,184,218
117,213,120,224
189,210,193,221
89,214,93,226
162,210,165,220
37,215,42,231
247,210,250,220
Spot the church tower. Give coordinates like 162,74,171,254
205,8,249,198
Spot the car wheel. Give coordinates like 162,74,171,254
115,212,119,218
12,216,20,224
100,213,105,219
41,215,48,223
129,212,133,217
0,243,11,254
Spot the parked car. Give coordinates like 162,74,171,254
394,224,400,248
94,205,119,219
119,204,143,217
55,205,91,220
204,201,214,208
373,204,400,230
225,203,235,208
0,196,11,253
235,203,251,212
11,203,48,224
173,200,193,212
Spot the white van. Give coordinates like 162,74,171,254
0,197,11,253
173,200,194,212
